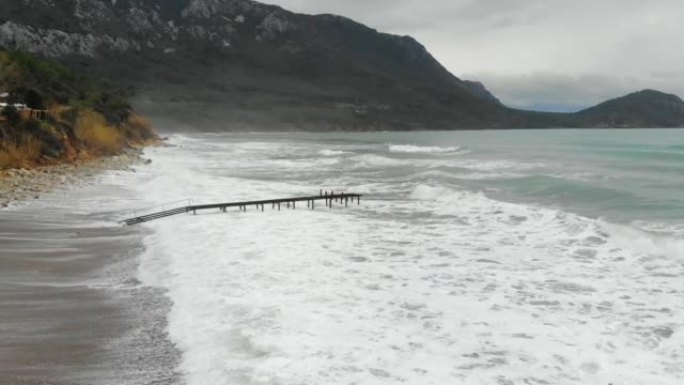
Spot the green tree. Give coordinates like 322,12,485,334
1,105,20,123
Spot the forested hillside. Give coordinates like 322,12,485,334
0,49,156,169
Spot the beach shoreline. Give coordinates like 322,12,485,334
0,146,180,385
0,148,150,209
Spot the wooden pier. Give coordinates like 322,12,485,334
122,191,362,226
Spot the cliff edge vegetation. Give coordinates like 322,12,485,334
0,49,156,170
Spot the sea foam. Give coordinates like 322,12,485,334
135,134,684,385
389,144,466,154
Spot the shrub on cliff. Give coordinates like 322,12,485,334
1,105,20,123
123,113,156,142
0,135,42,169
0,49,157,170
74,109,123,155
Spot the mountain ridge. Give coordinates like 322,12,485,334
1,0,682,130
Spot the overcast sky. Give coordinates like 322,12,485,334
265,0,684,111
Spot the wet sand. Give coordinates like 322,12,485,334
0,165,179,384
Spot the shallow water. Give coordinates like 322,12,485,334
136,129,684,385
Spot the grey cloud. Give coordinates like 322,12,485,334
269,0,549,32
265,0,684,109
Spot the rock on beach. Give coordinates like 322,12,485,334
0,149,147,209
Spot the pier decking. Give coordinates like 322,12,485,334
122,191,362,226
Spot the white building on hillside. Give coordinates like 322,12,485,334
0,92,27,110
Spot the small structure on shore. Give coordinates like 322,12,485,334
19,109,49,121
0,92,27,111
0,91,50,121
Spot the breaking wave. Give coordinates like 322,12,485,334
389,144,468,154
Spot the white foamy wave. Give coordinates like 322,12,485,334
411,184,684,264
410,184,473,202
633,221,684,238
552,171,614,182
455,171,525,180
352,154,408,168
136,136,684,385
424,159,545,175
463,160,544,171
603,221,684,262
319,149,350,156
389,144,467,154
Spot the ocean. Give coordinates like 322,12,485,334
3,129,682,385
132,129,683,385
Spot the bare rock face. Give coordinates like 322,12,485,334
0,21,140,57
74,0,114,21
181,0,263,19
0,0,297,57
258,12,293,40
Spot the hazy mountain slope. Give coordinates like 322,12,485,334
0,0,507,129
1,0,682,130
576,90,684,128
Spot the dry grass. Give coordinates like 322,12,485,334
74,109,123,155
125,113,156,143
48,104,72,124
0,136,42,170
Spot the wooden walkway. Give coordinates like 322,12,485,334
19,108,50,121
122,191,362,226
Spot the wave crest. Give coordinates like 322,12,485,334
389,144,467,154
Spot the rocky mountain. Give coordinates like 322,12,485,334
576,90,684,128
1,0,682,130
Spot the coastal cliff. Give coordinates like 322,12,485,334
0,49,156,170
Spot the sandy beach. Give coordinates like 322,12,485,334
0,151,179,385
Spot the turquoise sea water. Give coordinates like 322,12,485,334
311,129,684,226
134,128,683,385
